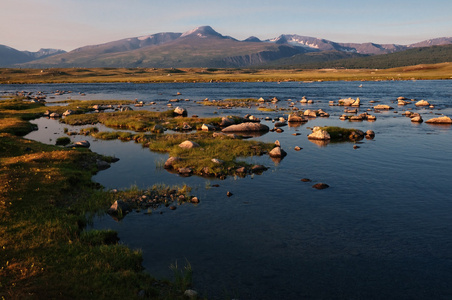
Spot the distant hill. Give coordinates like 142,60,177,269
1,26,451,68
0,45,65,67
294,44,452,69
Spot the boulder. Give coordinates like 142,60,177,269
178,167,193,176
211,158,224,164
222,122,269,133
67,140,90,148
174,106,187,116
63,109,74,116
220,117,235,127
107,200,131,215
49,112,60,118
251,165,268,173
411,116,423,123
373,104,393,110
415,100,430,107
425,116,452,124
179,140,200,149
269,147,287,158
308,127,331,140
338,97,359,106
164,157,180,169
365,130,375,139
201,124,215,131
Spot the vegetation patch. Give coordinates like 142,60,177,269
320,126,365,141
0,99,201,299
202,98,260,108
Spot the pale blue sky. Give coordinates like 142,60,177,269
1,0,451,51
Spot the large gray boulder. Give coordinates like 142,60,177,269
222,122,269,133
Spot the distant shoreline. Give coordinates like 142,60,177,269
1,63,451,84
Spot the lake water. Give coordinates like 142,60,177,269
5,80,452,299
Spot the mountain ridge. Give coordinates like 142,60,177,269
2,26,452,68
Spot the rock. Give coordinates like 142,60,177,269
181,123,192,130
220,117,235,127
300,178,311,182
191,197,200,204
251,165,268,173
107,200,130,215
49,112,60,118
236,166,246,173
120,106,133,112
294,146,302,151
164,157,180,169
288,114,308,123
365,130,375,139
415,100,430,107
338,97,359,106
269,147,287,158
308,127,331,140
178,167,193,176
174,106,187,116
425,116,452,124
179,140,200,149
43,110,51,116
303,109,313,116
367,115,377,121
69,140,90,148
274,121,287,127
373,104,393,110
411,116,423,123
312,183,329,190
152,124,165,133
211,158,224,164
353,145,360,149
201,124,215,131
222,122,269,133
227,191,233,197
351,97,361,106
63,109,74,116
169,205,177,210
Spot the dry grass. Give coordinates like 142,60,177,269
1,62,451,84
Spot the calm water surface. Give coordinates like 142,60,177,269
7,80,452,299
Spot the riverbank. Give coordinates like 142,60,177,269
1,62,451,84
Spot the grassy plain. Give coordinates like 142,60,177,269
1,62,451,84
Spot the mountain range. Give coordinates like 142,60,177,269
2,26,452,68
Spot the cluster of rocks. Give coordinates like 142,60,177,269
107,189,200,218
331,97,361,106
340,112,377,121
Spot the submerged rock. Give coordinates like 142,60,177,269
312,183,329,190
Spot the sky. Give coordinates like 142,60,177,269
1,0,451,52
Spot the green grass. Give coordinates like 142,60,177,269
319,126,363,141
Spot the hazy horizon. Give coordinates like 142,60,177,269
1,0,451,52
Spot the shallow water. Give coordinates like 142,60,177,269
8,80,452,299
